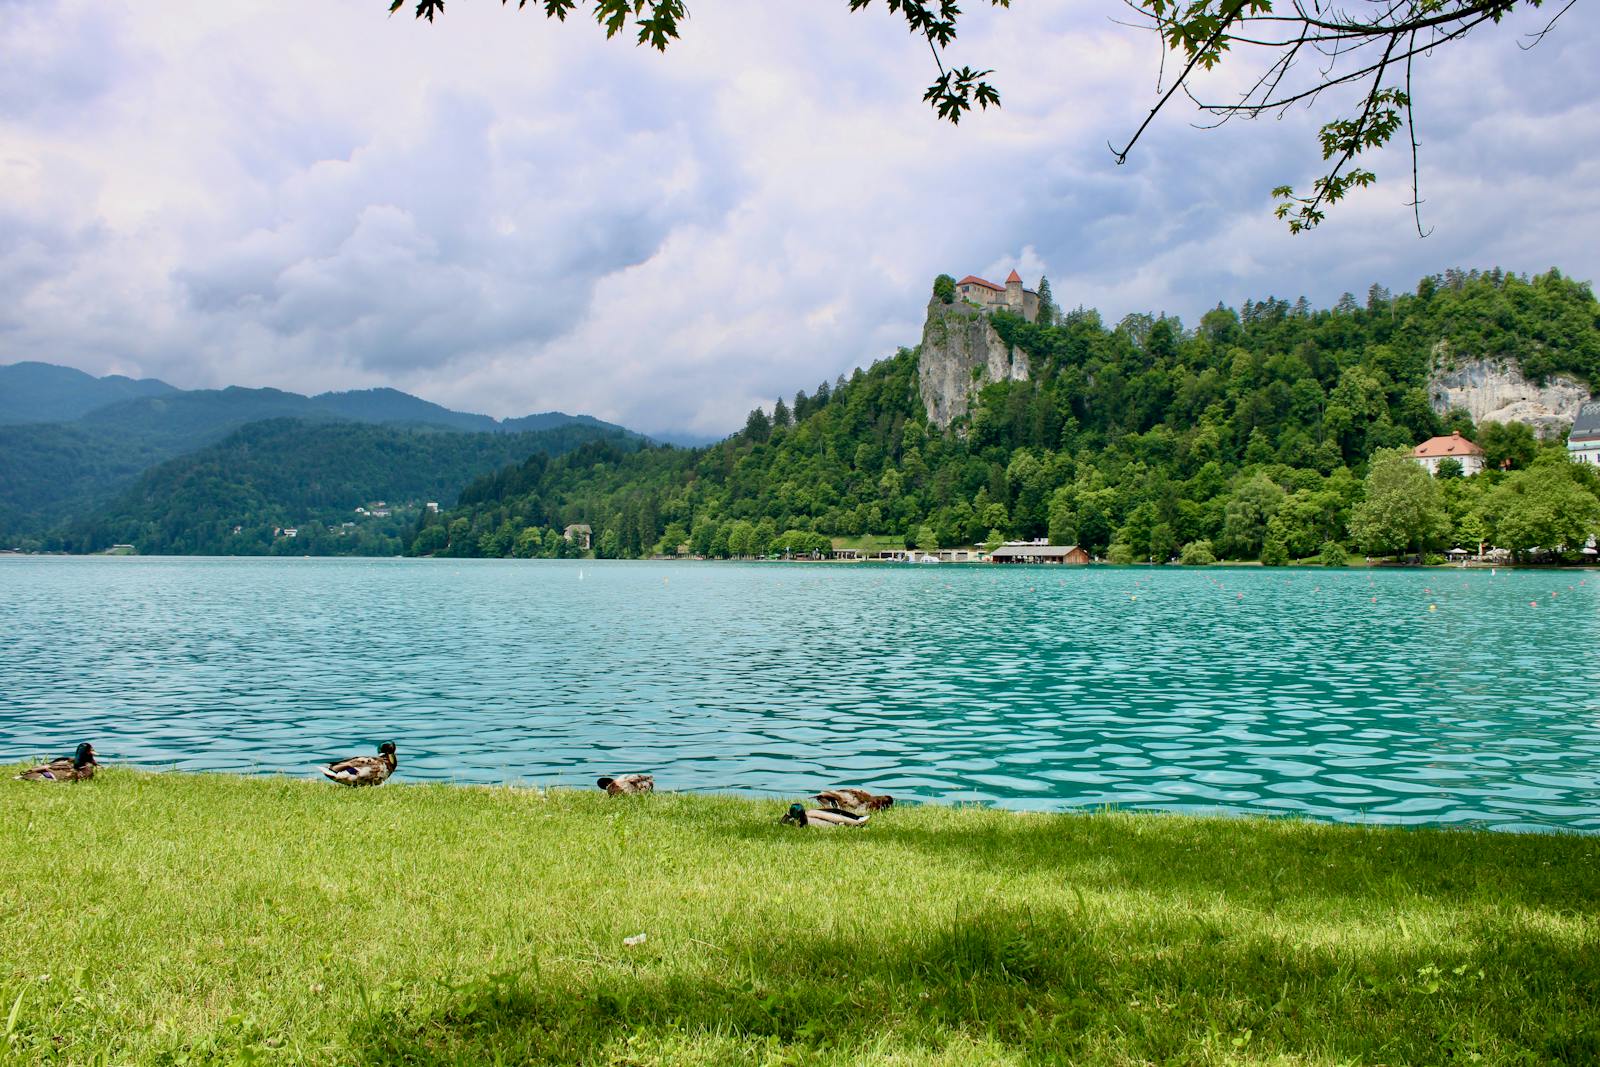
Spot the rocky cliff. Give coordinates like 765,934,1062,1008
917,300,1030,429
1428,346,1592,437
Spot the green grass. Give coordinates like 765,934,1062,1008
829,534,908,553
2,771,1596,1065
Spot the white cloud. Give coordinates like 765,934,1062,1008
1,0,1597,435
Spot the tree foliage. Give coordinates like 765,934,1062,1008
62,419,631,556
1348,448,1449,555
393,0,1569,230
419,267,1600,565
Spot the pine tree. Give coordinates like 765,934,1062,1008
1036,276,1055,325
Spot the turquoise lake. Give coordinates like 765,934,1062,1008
3,556,1598,832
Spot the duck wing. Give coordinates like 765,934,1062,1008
14,757,73,782
812,789,873,814
603,774,654,795
322,755,391,786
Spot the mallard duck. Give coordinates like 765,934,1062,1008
14,742,98,782
781,802,868,828
321,741,397,786
811,787,894,814
597,774,654,795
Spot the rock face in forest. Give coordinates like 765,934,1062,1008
917,300,1030,430
1427,347,1592,437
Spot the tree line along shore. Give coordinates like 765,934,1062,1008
15,267,1600,564
412,270,1600,568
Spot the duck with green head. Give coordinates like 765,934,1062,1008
15,742,98,782
781,802,868,827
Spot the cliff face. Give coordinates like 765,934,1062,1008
1428,346,1591,438
917,300,1030,429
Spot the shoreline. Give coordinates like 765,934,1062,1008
7,550,1600,571
7,764,1593,836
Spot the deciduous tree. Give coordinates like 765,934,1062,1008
1348,448,1448,556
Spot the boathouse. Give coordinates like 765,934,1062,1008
989,543,1089,565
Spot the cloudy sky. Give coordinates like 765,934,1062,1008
3,0,1597,437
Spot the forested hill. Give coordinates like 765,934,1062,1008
415,268,1600,561
0,368,642,543
65,419,639,556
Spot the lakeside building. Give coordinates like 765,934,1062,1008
563,524,592,550
1410,431,1485,476
954,269,1040,322
989,541,1090,565
1566,402,1600,466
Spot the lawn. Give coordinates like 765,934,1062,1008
1,770,1595,1065
827,535,908,554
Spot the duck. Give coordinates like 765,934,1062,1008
14,742,98,782
781,802,868,828
321,741,397,786
811,787,894,815
597,774,654,795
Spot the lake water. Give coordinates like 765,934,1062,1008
3,557,1598,832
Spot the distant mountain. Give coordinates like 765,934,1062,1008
642,429,725,448
0,362,175,424
307,387,498,431
0,362,647,544
66,418,639,556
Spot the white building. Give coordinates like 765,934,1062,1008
1566,402,1600,466
1410,432,1485,476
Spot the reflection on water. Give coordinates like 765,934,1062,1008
2,557,1597,832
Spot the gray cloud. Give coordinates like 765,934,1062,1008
0,0,1596,435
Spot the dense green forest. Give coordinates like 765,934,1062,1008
60,419,639,556
416,268,1600,563
0,366,640,542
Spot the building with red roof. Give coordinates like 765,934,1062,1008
1410,431,1485,476
953,269,1040,322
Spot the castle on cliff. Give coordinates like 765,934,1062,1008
955,269,1039,322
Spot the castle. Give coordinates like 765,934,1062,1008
955,269,1039,323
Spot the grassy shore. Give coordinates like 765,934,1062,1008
2,771,1596,1065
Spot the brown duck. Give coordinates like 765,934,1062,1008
14,742,98,782
321,741,397,786
597,774,654,795
811,788,894,815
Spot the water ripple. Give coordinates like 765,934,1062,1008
1,557,1598,832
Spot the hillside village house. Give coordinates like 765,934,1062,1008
1566,402,1600,466
955,270,1040,322
1410,432,1485,476
563,524,592,550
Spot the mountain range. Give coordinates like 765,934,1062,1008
0,361,679,545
